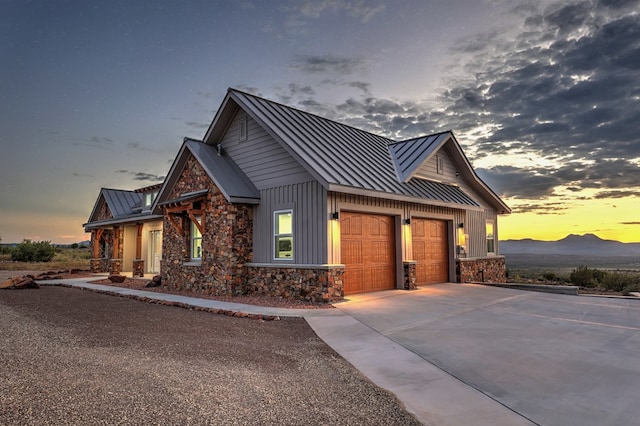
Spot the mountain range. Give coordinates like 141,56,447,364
500,234,640,257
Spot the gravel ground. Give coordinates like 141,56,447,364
0,286,421,425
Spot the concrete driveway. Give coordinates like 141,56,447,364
307,284,640,426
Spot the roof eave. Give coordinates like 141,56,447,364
327,184,484,212
83,214,163,231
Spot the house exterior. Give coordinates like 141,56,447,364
85,88,510,301
84,184,163,276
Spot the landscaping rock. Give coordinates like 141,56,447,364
145,275,162,288
0,276,39,289
108,274,126,283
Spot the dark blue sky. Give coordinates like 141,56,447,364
1,0,639,243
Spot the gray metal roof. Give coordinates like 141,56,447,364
224,90,482,208
389,132,450,183
84,213,163,230
153,138,260,210
84,188,160,230
102,189,142,217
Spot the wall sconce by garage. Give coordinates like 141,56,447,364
458,223,464,228
404,218,411,225
331,211,340,220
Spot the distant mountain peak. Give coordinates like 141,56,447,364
500,233,640,256
560,233,603,242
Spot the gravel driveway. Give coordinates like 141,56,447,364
0,286,420,425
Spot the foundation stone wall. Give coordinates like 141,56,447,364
245,265,344,302
456,256,506,283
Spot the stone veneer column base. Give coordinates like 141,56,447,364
109,259,123,275
90,258,102,273
456,256,506,283
245,264,345,303
132,259,145,277
403,261,417,290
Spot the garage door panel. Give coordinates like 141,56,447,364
342,240,363,264
341,212,396,295
412,218,449,285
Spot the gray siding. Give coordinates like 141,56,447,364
465,209,499,258
221,110,313,190
253,180,328,264
414,148,458,185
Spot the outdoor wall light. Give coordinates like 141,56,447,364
459,223,464,228
332,212,340,220
404,218,411,225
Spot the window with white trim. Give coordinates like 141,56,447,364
486,220,495,254
274,210,293,260
191,216,202,260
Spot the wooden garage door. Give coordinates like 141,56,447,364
341,212,396,295
412,218,449,285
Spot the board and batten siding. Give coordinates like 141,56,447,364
253,180,328,264
465,209,499,258
220,110,313,190
414,146,496,210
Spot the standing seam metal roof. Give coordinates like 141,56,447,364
102,189,143,217
228,90,481,208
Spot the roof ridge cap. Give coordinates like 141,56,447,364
228,88,395,142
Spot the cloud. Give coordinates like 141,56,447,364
116,170,165,182
290,54,368,75
509,201,570,215
73,136,115,149
72,172,94,179
185,121,209,129
422,1,640,200
293,0,386,23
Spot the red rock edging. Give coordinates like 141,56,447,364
48,283,281,321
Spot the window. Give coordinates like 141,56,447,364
144,191,158,208
486,221,495,254
274,210,293,260
191,216,202,260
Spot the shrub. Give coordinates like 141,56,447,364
601,271,635,292
569,265,597,287
542,272,556,281
11,240,56,262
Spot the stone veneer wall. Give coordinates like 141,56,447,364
161,154,253,296
456,256,506,283
245,265,345,302
403,261,417,290
132,259,144,277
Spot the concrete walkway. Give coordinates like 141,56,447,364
38,277,535,425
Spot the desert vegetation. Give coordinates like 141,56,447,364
507,261,640,296
0,241,90,271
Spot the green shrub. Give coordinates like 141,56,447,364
11,240,56,262
569,265,597,287
600,271,637,292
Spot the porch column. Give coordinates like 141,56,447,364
109,226,122,275
90,229,103,273
132,223,145,277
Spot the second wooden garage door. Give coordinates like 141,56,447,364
341,212,396,295
412,218,449,285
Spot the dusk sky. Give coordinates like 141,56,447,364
1,0,639,244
